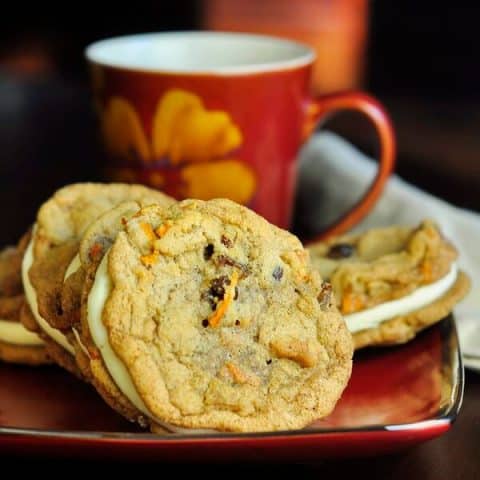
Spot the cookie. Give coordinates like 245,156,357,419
68,201,162,411
308,220,470,349
352,272,470,349
78,199,352,432
0,295,50,365
21,183,175,374
0,246,23,297
0,241,50,365
0,338,50,366
61,201,147,331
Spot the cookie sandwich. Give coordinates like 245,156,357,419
0,240,50,365
21,183,174,375
64,200,160,419
308,220,470,349
75,199,352,432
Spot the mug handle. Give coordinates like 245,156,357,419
303,91,396,242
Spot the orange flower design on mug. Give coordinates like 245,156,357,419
100,88,257,205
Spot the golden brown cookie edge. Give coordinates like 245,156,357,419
353,271,471,350
0,338,51,366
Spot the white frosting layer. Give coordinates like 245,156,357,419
22,233,75,355
72,327,90,358
88,251,151,415
345,263,458,333
64,254,81,281
88,249,213,434
0,319,44,346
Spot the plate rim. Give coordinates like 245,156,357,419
0,315,463,445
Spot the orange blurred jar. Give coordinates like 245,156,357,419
203,0,369,95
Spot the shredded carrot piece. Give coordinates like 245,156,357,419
89,348,100,360
140,251,159,267
224,362,260,386
89,242,103,261
225,362,248,384
140,222,156,242
155,221,172,238
341,292,364,314
208,270,239,327
421,260,433,283
208,300,229,328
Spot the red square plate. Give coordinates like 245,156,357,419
0,315,462,461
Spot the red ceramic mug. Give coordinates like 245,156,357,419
86,32,395,239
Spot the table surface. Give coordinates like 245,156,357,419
0,73,479,476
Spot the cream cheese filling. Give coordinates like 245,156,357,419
21,232,75,355
345,263,458,333
0,319,45,346
87,251,151,415
64,256,93,359
64,254,81,281
88,249,213,434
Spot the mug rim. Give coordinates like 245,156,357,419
85,31,315,76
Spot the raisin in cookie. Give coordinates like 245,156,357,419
78,199,352,432
21,183,174,375
308,220,470,349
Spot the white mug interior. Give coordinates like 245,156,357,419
85,31,314,75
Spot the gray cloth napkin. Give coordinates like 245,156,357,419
297,132,480,371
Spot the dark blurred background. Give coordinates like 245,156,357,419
0,1,478,244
